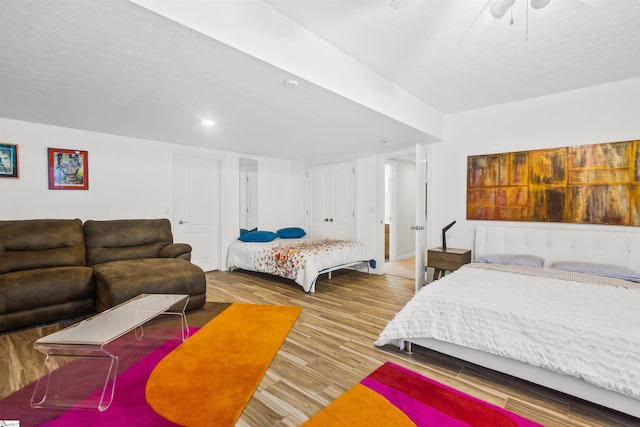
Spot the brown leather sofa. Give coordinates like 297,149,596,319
0,218,206,333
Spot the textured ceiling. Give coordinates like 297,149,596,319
0,0,638,160
267,0,640,114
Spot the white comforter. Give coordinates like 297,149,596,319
375,264,640,399
227,238,375,292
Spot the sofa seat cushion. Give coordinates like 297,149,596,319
0,266,95,332
93,258,206,313
1,266,95,314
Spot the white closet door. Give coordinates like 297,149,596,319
309,167,329,238
332,164,354,240
306,161,356,240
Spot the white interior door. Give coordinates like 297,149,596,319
247,171,258,229
239,159,258,230
414,143,428,292
240,169,258,230
173,152,220,271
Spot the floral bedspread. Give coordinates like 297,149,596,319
227,238,376,292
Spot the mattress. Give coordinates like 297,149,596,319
374,263,640,399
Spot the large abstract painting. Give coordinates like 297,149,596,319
467,140,639,226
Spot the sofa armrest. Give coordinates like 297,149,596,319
159,243,192,261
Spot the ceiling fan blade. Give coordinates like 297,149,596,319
389,0,421,10
457,0,494,46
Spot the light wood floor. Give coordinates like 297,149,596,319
383,256,416,279
2,270,640,426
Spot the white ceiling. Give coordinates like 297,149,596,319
266,0,640,114
1,0,638,160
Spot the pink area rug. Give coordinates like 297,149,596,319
303,362,543,427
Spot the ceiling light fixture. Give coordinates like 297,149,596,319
201,120,215,126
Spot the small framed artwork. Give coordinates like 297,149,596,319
0,143,19,178
48,148,89,190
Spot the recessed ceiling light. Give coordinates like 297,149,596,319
201,120,215,127
283,79,299,88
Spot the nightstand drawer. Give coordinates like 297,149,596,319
428,259,466,271
428,250,468,263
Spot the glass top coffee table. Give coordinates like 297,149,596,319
30,294,189,412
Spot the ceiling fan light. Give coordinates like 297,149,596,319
490,0,517,19
530,0,551,9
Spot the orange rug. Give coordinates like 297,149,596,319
146,303,301,426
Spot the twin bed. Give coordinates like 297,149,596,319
227,236,376,292
376,225,640,419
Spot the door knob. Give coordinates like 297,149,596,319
179,220,188,224
329,218,334,222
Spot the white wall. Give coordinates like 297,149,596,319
257,158,294,232
356,155,378,268
0,118,293,269
0,119,174,220
431,78,640,255
344,78,639,271
5,78,638,271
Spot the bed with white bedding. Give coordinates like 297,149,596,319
227,237,376,292
375,225,640,418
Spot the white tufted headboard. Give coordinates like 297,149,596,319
474,225,640,272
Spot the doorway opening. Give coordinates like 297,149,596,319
384,156,417,279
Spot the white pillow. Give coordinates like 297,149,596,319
550,261,640,283
474,254,545,268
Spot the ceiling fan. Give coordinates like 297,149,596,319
490,0,551,19
389,0,552,41
390,0,551,14
458,0,553,44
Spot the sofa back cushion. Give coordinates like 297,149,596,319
84,219,174,266
0,219,86,274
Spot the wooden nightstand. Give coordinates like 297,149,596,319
427,247,471,281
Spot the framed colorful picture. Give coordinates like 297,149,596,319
0,143,19,178
48,148,89,190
